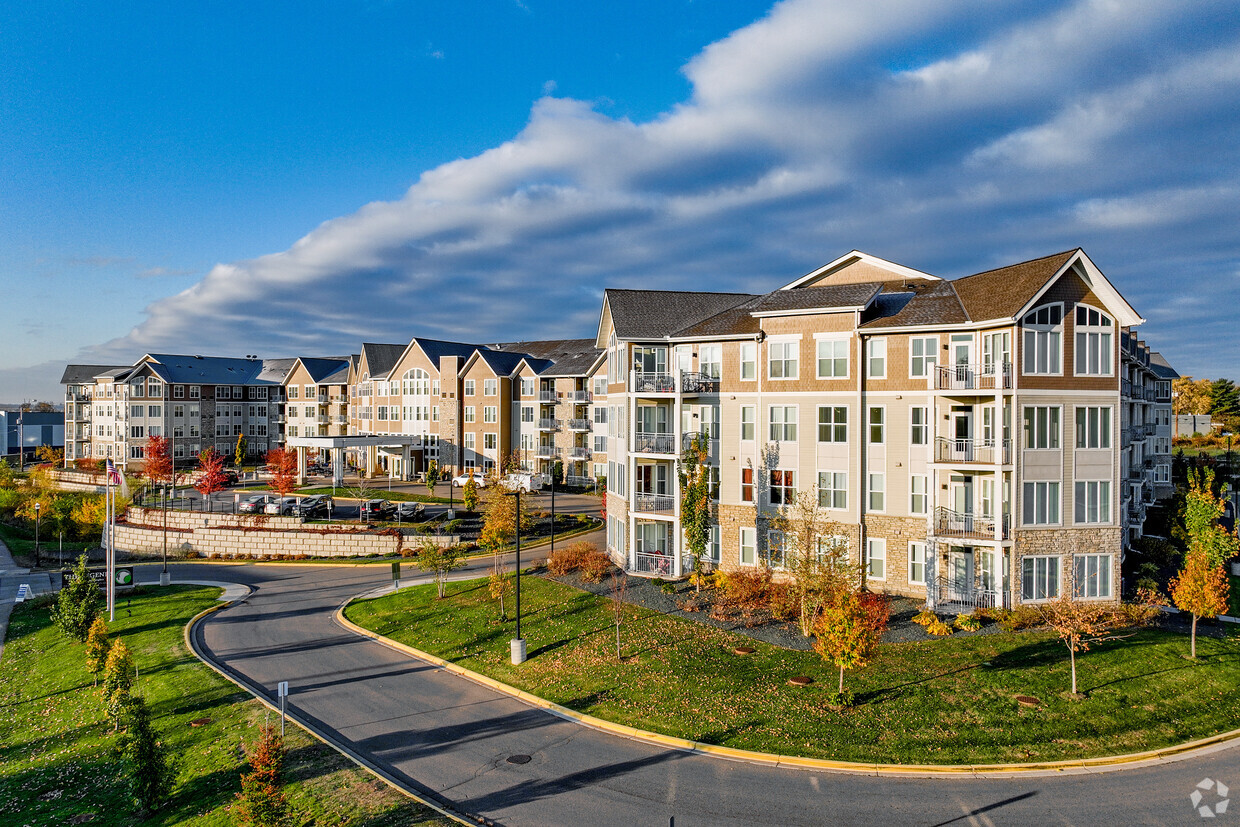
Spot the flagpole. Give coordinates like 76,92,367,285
107,465,115,622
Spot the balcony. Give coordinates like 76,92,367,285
632,551,675,576
317,415,329,424
332,415,347,424
932,507,1010,541
567,390,593,403
535,445,560,459
929,577,1005,611
634,432,676,454
565,474,595,487
681,372,720,395
538,418,561,431
1122,379,1133,397
934,437,1011,465
1144,387,1156,402
936,362,1012,392
633,372,676,394
567,418,591,431
539,390,558,403
634,493,675,513
569,447,591,461
682,432,718,456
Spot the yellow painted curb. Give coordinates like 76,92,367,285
184,587,471,826
335,599,1240,776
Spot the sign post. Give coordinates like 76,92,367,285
277,681,288,737
391,561,400,591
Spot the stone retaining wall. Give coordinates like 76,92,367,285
114,506,458,559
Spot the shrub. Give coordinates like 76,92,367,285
84,616,111,686
52,553,102,642
998,606,1043,632
825,688,854,709
579,548,613,583
659,579,677,595
769,582,799,622
912,609,938,627
953,612,982,632
118,695,174,814
234,723,290,827
925,618,954,636
102,639,136,729
718,568,773,613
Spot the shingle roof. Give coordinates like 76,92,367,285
1150,352,1180,380
472,348,528,376
60,364,129,385
952,250,1078,322
494,339,603,376
411,338,483,368
605,289,754,340
143,354,270,384
861,281,968,328
360,343,407,380
297,357,351,384
751,283,880,314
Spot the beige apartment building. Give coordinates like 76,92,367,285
599,249,1172,608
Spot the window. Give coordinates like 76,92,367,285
1075,407,1112,449
910,337,937,378
741,467,754,502
147,405,161,417
130,425,145,438
816,338,848,378
1073,554,1112,599
173,385,184,399
287,385,298,399
1155,464,1171,483
741,406,755,441
1074,305,1113,376
769,406,797,442
484,433,497,450
769,470,795,505
739,527,757,566
1022,304,1063,375
700,345,721,379
593,406,607,424
740,343,756,381
147,378,162,397
868,473,885,511
910,407,928,445
818,471,846,509
1022,556,1060,601
521,378,535,396
706,525,722,564
1074,481,1111,523
483,406,498,423
463,433,475,450
130,445,145,459
594,435,607,452
1022,481,1061,525
766,530,787,569
217,386,230,400
1023,406,1061,449
513,405,531,424
464,380,475,396
867,538,886,580
464,407,475,423
768,340,798,379
484,379,497,396
866,338,886,378
908,542,927,585
817,406,847,443
593,376,607,396
910,474,928,515
868,406,884,444
131,405,143,418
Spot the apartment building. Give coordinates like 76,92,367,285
61,354,291,472
598,249,1172,608
281,357,351,451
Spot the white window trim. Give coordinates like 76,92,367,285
813,334,850,380
1022,302,1065,376
908,335,938,379
908,541,927,586
767,337,801,381
1072,303,1115,378
867,337,887,379
866,538,887,581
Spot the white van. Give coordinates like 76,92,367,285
500,473,547,493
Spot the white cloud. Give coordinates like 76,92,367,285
59,0,1240,389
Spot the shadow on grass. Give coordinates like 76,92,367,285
857,662,984,706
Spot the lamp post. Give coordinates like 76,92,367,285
506,489,525,664
33,501,40,568
1225,431,1234,482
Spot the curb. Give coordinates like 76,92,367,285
183,584,474,826
334,598,1240,777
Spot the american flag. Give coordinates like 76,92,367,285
106,458,121,486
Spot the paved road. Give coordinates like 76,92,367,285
174,558,1236,826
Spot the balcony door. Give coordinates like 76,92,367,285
636,463,669,496
951,334,974,382
951,475,974,532
948,547,974,601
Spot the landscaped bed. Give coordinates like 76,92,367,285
344,575,1240,765
0,585,452,826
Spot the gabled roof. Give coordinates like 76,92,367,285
749,283,880,317
495,339,604,377
60,364,129,385
256,357,297,385
292,357,351,384
781,250,940,289
358,343,407,380
603,289,754,341
139,353,273,385
1150,352,1180,380
465,348,528,377
952,250,1079,322
860,281,968,329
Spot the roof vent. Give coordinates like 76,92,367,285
195,355,203,359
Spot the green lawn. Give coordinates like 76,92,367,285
0,586,453,826
346,576,1240,765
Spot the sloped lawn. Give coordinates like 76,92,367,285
346,576,1240,764
0,586,452,826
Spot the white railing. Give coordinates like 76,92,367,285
932,507,1010,540
633,372,676,394
633,551,674,575
634,493,674,512
567,418,591,431
634,432,676,454
930,577,1005,611
936,362,1013,391
934,437,1011,465
538,418,561,431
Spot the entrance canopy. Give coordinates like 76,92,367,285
285,435,422,484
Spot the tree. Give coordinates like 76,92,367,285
1181,468,1240,568
414,538,466,598
478,488,531,554
488,554,513,620
1171,550,1230,659
35,445,63,466
234,722,290,827
118,694,175,814
265,448,299,499
0,458,13,489
424,460,438,497
678,435,712,589
194,449,228,512
462,477,480,513
1209,378,1240,419
234,433,248,468
102,639,136,730
144,435,174,489
1174,376,1213,417
1040,590,1124,697
770,488,854,636
812,589,888,704
51,553,102,642
608,569,629,660
85,616,112,686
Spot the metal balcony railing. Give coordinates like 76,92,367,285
539,390,558,402
567,418,591,431
932,507,1010,541
1122,379,1133,397
929,577,1005,611
538,418,561,431
567,390,593,403
634,432,676,454
681,372,720,394
569,447,591,460
633,372,676,394
934,437,1011,465
936,362,1012,392
682,432,718,455
535,445,560,459
634,493,675,513
633,551,674,576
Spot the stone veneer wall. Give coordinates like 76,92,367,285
1013,527,1123,604
115,506,457,559
861,515,931,599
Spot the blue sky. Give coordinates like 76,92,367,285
2,0,1238,402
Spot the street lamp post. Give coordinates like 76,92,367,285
506,489,525,664
33,501,40,568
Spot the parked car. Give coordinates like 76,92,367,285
294,495,330,518
451,471,488,488
264,497,300,515
220,470,240,486
499,473,544,493
238,494,274,514
394,501,425,521
360,499,395,519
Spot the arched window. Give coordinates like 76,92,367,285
400,368,430,395
1022,304,1063,375
1074,304,1113,376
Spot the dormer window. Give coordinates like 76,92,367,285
1022,304,1063,375
1074,305,1113,376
